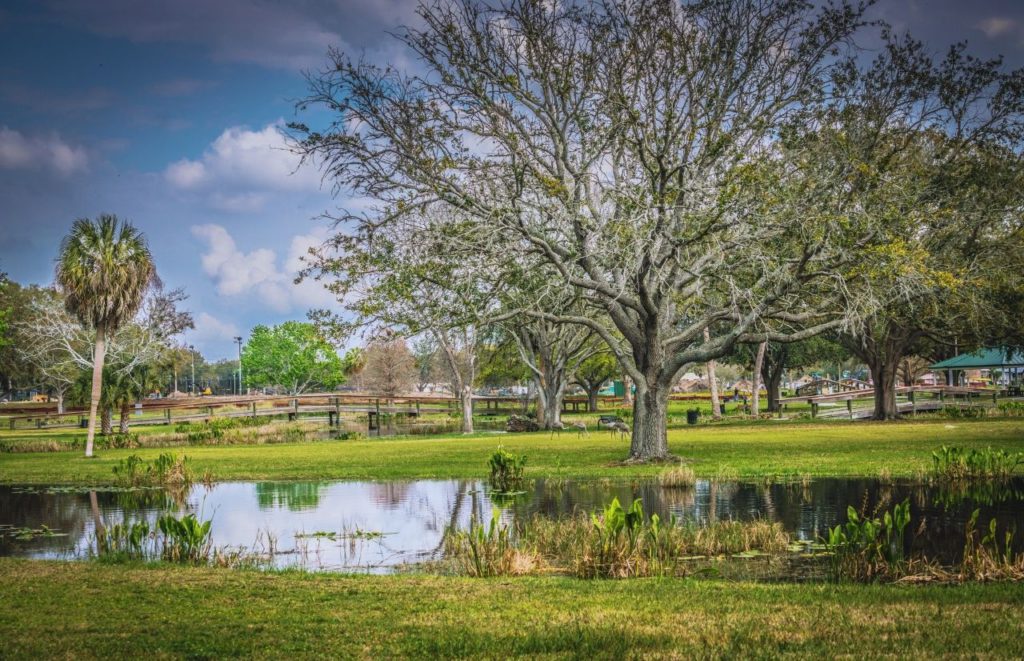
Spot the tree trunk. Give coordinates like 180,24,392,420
751,341,767,417
84,328,106,457
460,384,474,433
766,365,784,413
587,385,599,412
101,406,112,436
542,387,563,429
869,358,900,420
622,376,633,406
533,375,564,429
705,327,721,420
630,381,670,461
119,401,131,434
56,392,65,415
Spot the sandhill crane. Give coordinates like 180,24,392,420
607,420,630,441
549,420,589,439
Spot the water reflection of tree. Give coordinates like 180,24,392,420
369,482,412,510
255,482,328,511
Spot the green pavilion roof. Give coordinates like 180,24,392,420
930,347,1024,370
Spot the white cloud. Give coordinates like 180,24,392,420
188,312,240,343
191,223,335,313
976,17,1019,38
0,126,88,175
165,159,206,188
164,122,321,202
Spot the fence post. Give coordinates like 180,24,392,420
910,389,916,416
847,399,853,419
334,397,341,428
251,401,257,419
165,408,171,425
811,402,818,419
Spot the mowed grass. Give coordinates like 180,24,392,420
1,559,1022,658
1,418,1022,484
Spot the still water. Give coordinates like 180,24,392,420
2,477,1023,572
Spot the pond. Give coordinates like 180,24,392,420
2,477,1023,573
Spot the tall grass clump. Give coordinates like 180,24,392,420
825,499,911,582
112,452,193,489
659,463,695,489
442,498,791,579
931,445,1023,481
488,446,526,493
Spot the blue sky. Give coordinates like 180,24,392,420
2,0,1024,359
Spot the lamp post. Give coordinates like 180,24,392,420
234,336,243,396
189,345,196,395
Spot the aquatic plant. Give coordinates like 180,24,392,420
959,510,1024,581
444,507,538,577
0,524,67,542
97,520,155,559
931,445,1023,481
95,513,226,566
157,513,213,563
488,446,526,493
825,499,911,582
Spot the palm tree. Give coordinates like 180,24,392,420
56,215,155,457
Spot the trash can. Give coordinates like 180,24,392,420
686,409,700,425
720,403,727,416
80,418,88,428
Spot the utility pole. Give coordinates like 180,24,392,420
189,345,196,395
234,336,243,396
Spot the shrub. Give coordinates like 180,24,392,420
941,405,988,419
997,401,1024,417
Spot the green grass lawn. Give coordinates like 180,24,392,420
2,417,1022,484
0,559,1021,658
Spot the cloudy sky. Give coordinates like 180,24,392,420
2,0,1024,358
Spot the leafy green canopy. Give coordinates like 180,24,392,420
241,321,345,395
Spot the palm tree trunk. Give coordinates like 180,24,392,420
85,327,106,457
101,407,112,436
119,401,131,434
